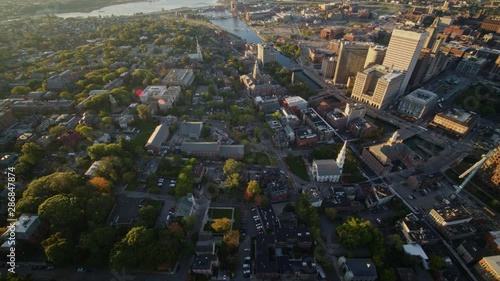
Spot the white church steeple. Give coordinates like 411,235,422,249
336,141,347,169
252,60,261,80
196,38,203,61
388,130,399,146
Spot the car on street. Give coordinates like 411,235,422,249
77,268,88,272
243,264,250,269
244,248,251,252
244,256,251,261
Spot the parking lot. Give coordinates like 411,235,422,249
108,195,142,225
157,177,178,194
394,180,455,212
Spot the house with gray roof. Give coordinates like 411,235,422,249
191,254,218,276
178,121,203,140
175,193,196,217
337,257,377,281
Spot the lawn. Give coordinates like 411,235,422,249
131,120,159,147
243,152,271,166
453,83,499,120
233,207,241,230
285,155,310,181
125,182,138,191
145,199,164,209
404,136,444,159
208,207,234,220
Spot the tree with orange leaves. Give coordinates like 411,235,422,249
88,177,111,193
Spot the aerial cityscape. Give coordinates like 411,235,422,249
0,0,499,280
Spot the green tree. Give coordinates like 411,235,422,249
86,143,124,161
175,169,194,198
83,92,111,112
76,125,96,141
38,194,84,232
182,215,197,231
379,268,397,281
49,126,68,138
223,159,244,175
78,227,117,266
336,217,373,249
102,73,116,83
11,86,31,95
387,234,404,251
137,205,158,228
324,207,338,222
42,232,76,266
211,218,231,233
17,172,83,214
17,142,43,166
429,255,446,273
110,227,174,271
137,104,151,120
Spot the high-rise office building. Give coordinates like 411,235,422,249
351,65,404,109
364,45,387,68
321,57,337,79
257,43,276,66
333,41,370,85
382,29,428,95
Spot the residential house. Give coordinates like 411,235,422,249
337,257,378,281
0,215,48,250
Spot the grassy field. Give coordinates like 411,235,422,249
208,207,234,219
131,121,159,147
243,152,271,166
145,199,163,209
285,155,309,181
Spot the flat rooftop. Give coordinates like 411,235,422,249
302,108,334,133
432,205,472,222
405,89,439,102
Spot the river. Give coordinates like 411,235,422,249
209,17,296,67
209,15,322,89
56,0,219,18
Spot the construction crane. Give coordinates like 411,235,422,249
456,148,498,195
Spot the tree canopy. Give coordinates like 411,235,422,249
336,217,373,249
110,226,176,271
17,172,84,214
223,230,240,248
38,194,85,233
211,218,231,233
223,159,244,175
